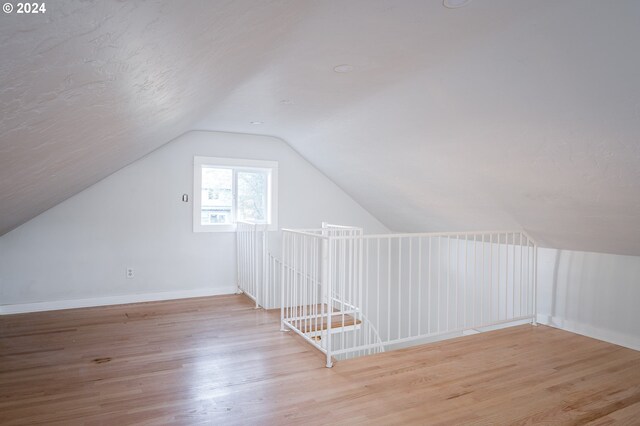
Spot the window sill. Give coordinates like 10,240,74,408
193,223,278,233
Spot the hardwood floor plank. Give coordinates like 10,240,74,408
1,294,638,424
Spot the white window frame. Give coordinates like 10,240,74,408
193,156,278,232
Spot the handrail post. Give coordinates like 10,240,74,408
325,235,333,368
236,224,241,294
280,231,287,332
262,227,268,309
532,243,538,326
253,224,259,309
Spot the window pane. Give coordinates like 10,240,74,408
201,167,232,225
237,171,268,223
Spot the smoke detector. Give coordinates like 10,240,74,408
443,0,472,8
333,64,354,73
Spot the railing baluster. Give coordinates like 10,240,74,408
505,232,508,321
489,234,493,324
280,243,284,330
473,234,477,328
512,233,516,320
445,237,449,331
388,238,391,342
437,236,441,333
520,233,523,318
481,234,485,325
294,235,297,326
377,238,380,344
341,238,346,353
527,237,531,318
496,233,500,320
463,235,467,329
398,238,402,340
326,237,333,367
408,237,412,338
455,236,459,330
364,238,369,353
532,243,538,325
315,236,319,340
428,236,432,334
418,237,422,336
304,235,308,336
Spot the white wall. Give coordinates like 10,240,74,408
0,131,388,312
537,248,640,351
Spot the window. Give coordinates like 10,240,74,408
193,156,278,232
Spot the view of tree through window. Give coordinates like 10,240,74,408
237,171,267,223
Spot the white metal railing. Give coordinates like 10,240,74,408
264,252,281,309
281,226,537,367
236,221,282,309
236,221,269,308
280,224,385,367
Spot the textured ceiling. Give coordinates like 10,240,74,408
2,1,640,255
0,0,310,235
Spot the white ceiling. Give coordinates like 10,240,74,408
2,0,640,255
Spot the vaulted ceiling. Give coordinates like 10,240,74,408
1,0,639,255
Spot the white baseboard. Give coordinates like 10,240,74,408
537,314,640,352
0,286,238,315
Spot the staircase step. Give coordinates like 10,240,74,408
299,313,361,333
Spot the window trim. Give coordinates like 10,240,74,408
193,156,278,232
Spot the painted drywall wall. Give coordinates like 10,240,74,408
537,248,640,350
0,131,387,311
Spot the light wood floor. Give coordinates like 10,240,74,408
1,295,639,425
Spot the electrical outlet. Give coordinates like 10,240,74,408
126,268,134,279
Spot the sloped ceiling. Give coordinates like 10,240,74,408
0,0,312,234
1,1,640,255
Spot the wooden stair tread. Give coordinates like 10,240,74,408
299,313,361,333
